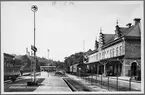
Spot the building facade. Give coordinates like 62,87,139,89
86,18,141,79
4,53,22,80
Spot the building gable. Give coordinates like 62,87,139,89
125,24,141,37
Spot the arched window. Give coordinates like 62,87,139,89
96,54,98,60
107,50,109,58
116,47,118,56
112,48,114,57
120,46,122,55
99,53,101,59
102,52,104,59
104,51,106,58
110,49,112,57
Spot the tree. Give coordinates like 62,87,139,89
64,52,86,72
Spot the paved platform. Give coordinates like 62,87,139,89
66,73,141,91
34,72,72,92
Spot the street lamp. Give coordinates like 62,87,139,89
31,5,38,47
28,5,38,85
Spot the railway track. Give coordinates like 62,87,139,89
63,77,92,92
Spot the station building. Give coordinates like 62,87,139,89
86,18,141,79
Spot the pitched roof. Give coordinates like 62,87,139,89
4,53,14,59
85,49,93,55
90,19,141,55
124,24,141,37
119,27,130,35
102,27,132,45
89,49,98,55
103,34,114,44
103,23,140,46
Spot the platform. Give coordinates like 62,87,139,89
34,72,72,92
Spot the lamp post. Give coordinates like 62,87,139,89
31,5,38,84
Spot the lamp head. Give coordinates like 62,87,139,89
31,5,38,12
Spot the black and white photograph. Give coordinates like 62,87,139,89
1,0,144,94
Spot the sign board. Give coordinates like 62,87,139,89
31,45,37,52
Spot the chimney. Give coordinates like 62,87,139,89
134,18,141,25
126,23,132,28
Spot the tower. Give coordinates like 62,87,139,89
94,37,99,50
99,28,104,49
115,19,121,39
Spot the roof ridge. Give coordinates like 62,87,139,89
103,24,139,46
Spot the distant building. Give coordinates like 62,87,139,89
40,66,56,72
4,53,15,68
4,53,22,80
86,18,141,79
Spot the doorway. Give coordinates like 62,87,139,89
131,62,137,76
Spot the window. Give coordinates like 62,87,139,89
120,46,122,55
116,47,118,56
102,52,104,59
7,63,13,67
110,49,112,57
96,54,98,60
112,48,114,57
7,63,9,67
99,53,101,59
91,56,92,62
95,55,96,60
10,64,13,67
104,51,106,58
107,50,109,58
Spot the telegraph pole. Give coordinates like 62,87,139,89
48,49,50,60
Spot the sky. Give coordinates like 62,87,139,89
1,1,143,61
